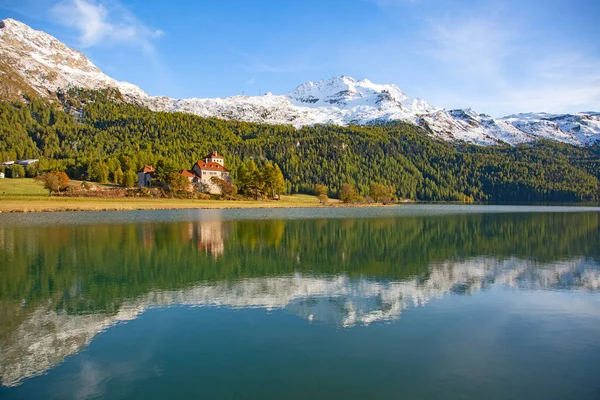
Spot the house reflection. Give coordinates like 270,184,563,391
194,220,226,259
182,211,227,259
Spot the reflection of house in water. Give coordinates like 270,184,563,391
197,220,225,258
182,211,227,259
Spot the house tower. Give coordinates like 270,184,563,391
204,151,224,166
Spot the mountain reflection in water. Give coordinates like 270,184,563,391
0,209,599,387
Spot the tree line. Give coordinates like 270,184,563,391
0,89,599,202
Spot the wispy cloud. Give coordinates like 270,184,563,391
489,55,600,114
52,0,164,52
246,76,256,85
425,16,519,83
415,10,600,115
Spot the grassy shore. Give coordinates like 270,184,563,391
0,178,343,212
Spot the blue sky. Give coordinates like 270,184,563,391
1,0,599,116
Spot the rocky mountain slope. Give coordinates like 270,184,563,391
1,17,599,146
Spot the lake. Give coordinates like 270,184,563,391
1,205,599,399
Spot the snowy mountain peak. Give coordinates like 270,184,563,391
0,18,599,146
287,75,412,107
0,17,147,99
0,17,99,74
1,18,29,31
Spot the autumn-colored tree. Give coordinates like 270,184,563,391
314,184,328,197
339,183,358,203
211,176,237,198
369,182,394,203
37,171,69,195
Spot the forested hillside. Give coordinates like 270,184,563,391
1,89,599,202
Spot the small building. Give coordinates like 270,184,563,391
0,161,14,167
181,151,230,194
16,159,39,166
0,172,5,179
137,165,156,188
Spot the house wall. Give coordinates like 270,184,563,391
201,171,229,194
191,165,229,194
137,172,152,188
205,157,224,166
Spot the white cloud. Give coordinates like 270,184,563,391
418,12,600,115
425,15,520,84
52,0,164,52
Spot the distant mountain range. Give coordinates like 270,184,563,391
1,17,599,146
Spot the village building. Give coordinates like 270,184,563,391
1,161,14,167
137,165,156,188
181,151,230,194
15,159,39,166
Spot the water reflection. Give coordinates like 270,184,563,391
0,210,599,387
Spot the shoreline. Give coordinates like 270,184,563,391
1,197,598,214
0,197,407,213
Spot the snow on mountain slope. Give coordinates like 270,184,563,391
0,18,146,100
1,17,599,146
501,112,600,145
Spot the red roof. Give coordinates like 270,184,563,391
194,161,228,172
181,170,195,178
139,165,155,173
205,151,222,159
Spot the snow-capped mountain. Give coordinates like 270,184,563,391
1,17,599,146
0,18,146,100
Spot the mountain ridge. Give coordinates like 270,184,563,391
1,17,599,146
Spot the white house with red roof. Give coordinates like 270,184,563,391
181,151,230,194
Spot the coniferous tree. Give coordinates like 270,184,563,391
273,163,286,199
114,167,124,185
122,170,138,188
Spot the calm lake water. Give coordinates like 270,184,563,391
1,205,599,399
